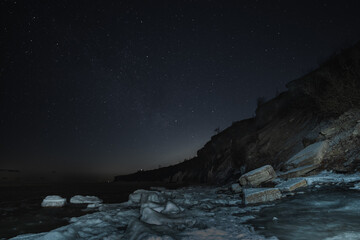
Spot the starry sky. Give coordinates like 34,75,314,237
1,0,360,176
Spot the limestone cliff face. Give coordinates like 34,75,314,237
115,41,360,184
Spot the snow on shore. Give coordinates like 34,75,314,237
304,171,360,185
11,171,360,240
11,187,275,240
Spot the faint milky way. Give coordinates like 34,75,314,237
1,0,360,175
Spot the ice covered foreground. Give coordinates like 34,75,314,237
11,187,276,240
12,171,360,240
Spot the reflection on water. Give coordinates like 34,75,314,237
246,186,360,240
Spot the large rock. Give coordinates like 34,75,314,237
278,164,319,178
283,141,328,171
41,195,67,207
276,178,307,192
243,188,281,205
239,165,277,187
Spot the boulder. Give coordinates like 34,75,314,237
41,195,66,207
243,188,281,205
283,141,328,171
276,178,307,192
278,164,319,179
231,183,242,193
239,165,277,187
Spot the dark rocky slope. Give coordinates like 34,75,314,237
115,41,360,184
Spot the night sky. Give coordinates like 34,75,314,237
2,0,360,176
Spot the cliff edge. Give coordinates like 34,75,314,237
115,41,360,184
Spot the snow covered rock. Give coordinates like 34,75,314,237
129,189,165,204
239,165,277,187
283,141,328,171
231,183,242,193
276,178,307,192
243,188,281,205
162,201,182,214
141,207,170,225
70,195,102,204
140,207,195,227
140,202,165,215
41,195,67,207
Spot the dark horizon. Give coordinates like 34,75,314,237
2,0,360,177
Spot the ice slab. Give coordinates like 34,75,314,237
305,171,360,185
70,195,102,204
129,189,165,204
41,195,66,208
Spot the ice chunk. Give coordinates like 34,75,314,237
141,207,169,225
129,189,165,204
86,202,102,209
305,171,360,185
41,195,66,207
231,183,242,193
162,201,182,214
350,183,360,190
140,202,165,215
70,195,102,204
123,219,175,240
140,207,196,227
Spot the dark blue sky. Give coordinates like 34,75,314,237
1,0,360,176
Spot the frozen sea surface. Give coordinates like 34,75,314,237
8,172,360,240
247,185,360,240
10,187,275,240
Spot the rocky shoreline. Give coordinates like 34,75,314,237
10,170,360,240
